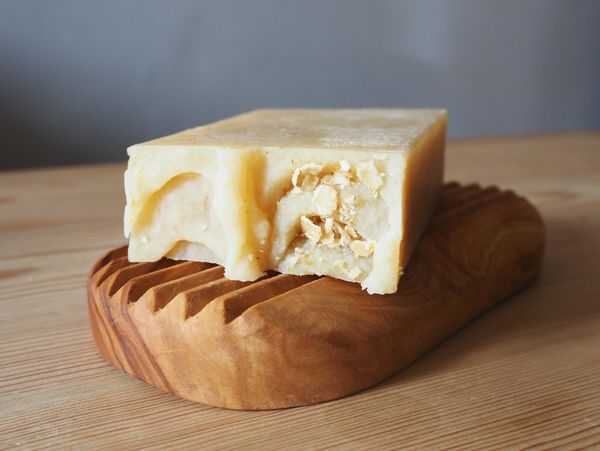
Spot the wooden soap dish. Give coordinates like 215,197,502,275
87,183,544,410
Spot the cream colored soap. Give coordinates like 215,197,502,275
124,109,446,294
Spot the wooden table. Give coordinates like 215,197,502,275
1,132,599,449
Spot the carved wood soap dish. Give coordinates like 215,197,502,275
87,183,544,410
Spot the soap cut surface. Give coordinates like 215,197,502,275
124,109,446,294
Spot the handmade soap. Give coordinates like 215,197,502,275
124,109,446,294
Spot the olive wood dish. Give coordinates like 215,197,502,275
87,182,544,410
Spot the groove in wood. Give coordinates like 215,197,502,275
139,266,225,313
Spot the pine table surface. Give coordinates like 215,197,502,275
1,132,599,449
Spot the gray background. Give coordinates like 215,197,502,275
1,0,599,170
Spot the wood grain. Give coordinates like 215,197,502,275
1,132,599,448
88,183,544,410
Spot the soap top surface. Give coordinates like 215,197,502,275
134,108,447,152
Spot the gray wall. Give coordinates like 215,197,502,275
1,0,599,170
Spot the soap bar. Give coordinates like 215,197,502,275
124,109,446,294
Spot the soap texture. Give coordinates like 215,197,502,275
125,109,446,294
